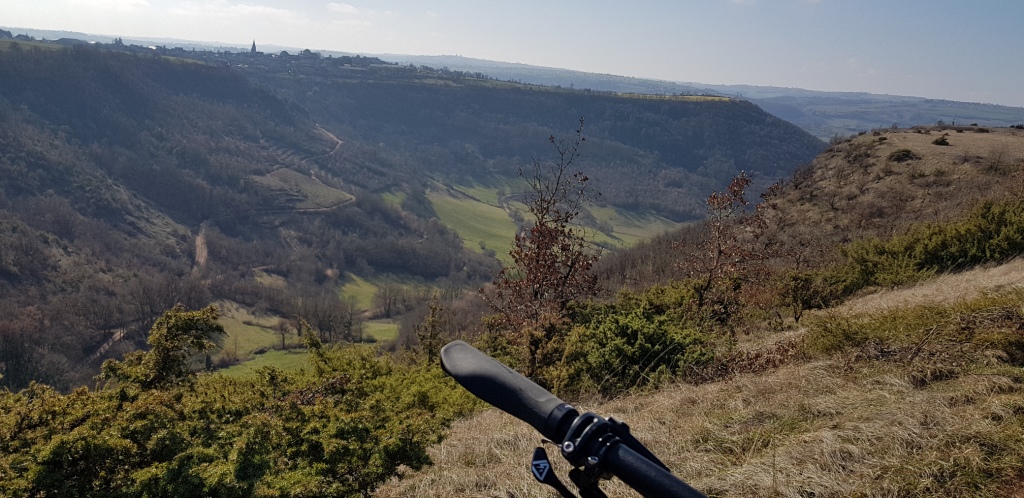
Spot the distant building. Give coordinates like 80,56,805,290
251,40,257,54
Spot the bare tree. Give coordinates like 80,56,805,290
275,318,295,350
416,301,448,364
483,118,600,376
678,173,776,326
373,282,402,318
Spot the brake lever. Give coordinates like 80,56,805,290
607,417,669,472
531,447,576,498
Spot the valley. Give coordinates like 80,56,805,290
1,36,1023,498
0,43,823,390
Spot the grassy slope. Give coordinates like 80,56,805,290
771,126,1024,244
428,191,518,264
586,204,683,247
451,183,510,207
251,169,354,209
435,182,683,264
215,349,311,377
376,260,1024,497
214,300,281,357
364,319,399,342
339,273,378,310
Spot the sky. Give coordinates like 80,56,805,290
3,0,1023,107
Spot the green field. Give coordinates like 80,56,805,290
452,184,502,206
252,169,354,210
585,205,682,248
0,39,63,52
428,191,518,263
339,274,378,310
214,300,282,357
430,183,680,263
215,349,311,377
379,190,405,207
364,319,399,342
451,178,523,207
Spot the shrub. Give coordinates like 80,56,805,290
888,148,920,163
932,134,951,146
809,200,1024,303
804,290,1024,363
549,286,713,396
777,269,850,322
0,312,480,497
803,312,867,354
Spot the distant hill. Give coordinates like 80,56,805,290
8,28,1016,139
379,55,1024,139
227,53,823,221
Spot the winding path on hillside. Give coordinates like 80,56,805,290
291,124,356,213
310,124,344,161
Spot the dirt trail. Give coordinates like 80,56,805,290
309,124,344,163
86,328,128,363
194,224,208,271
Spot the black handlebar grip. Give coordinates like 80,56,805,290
440,341,578,442
604,443,707,498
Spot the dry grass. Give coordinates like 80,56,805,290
376,265,1024,497
377,358,1024,497
840,258,1024,315
773,128,1024,248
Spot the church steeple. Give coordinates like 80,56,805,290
251,40,257,54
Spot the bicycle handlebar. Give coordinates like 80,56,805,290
439,340,578,442
603,443,706,498
440,340,707,498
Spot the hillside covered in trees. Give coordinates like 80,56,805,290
0,46,491,390
0,43,822,390
383,54,1024,140
236,55,824,221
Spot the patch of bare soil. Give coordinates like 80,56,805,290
194,227,208,270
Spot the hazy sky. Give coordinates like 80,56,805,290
3,1,1022,107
